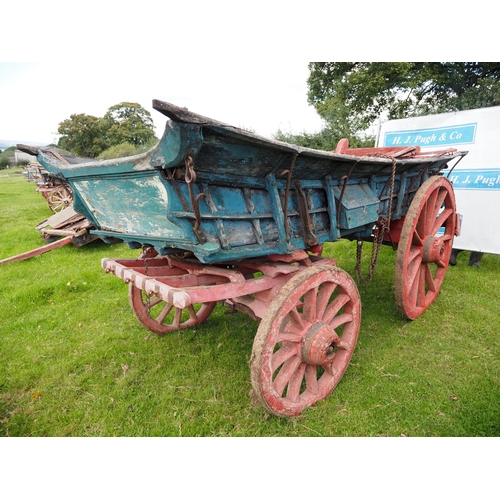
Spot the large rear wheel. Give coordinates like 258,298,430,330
395,175,457,320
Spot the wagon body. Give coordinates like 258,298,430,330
21,100,466,263
18,100,467,418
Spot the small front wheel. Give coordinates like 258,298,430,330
128,284,216,335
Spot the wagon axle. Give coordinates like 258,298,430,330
301,321,344,368
422,235,447,264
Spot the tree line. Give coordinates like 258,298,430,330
274,62,500,150
56,101,158,159
0,145,30,169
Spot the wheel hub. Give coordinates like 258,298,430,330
301,321,340,366
422,235,446,263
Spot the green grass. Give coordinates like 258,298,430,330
1,169,499,436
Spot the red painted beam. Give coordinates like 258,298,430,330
0,236,73,265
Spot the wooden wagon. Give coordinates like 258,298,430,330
18,100,467,417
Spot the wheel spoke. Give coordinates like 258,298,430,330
424,263,437,292
417,266,427,308
323,292,350,324
156,302,174,323
187,304,198,321
172,307,182,329
337,338,354,351
147,296,163,308
305,364,319,395
329,312,353,331
286,363,307,403
407,253,423,288
288,308,305,331
412,230,425,247
316,282,337,320
273,355,303,396
436,258,448,268
271,343,299,373
407,255,423,308
432,207,453,234
416,201,428,238
425,189,440,232
277,330,304,343
303,288,318,322
407,246,422,266
324,362,339,378
432,188,448,218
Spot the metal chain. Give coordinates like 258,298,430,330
281,153,298,242
184,154,205,231
185,155,196,184
355,156,397,283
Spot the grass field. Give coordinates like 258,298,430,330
1,168,499,438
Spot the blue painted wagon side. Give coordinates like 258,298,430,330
22,100,466,264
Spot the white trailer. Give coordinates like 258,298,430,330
15,150,37,163
377,106,500,255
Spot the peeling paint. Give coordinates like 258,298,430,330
29,99,466,264
132,156,155,171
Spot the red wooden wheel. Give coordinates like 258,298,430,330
47,185,73,213
250,265,361,417
128,284,216,335
395,175,456,320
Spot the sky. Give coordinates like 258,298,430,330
0,61,325,146
1,1,492,148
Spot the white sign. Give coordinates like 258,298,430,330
377,106,500,254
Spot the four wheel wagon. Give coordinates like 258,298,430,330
18,100,467,417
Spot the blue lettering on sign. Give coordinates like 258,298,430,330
448,170,500,190
384,123,477,147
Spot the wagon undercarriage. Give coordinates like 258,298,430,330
103,247,361,417
101,170,458,416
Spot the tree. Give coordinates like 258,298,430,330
274,124,372,151
57,113,110,157
97,137,158,160
0,154,9,169
275,62,500,151
307,62,500,134
0,146,17,169
455,76,500,109
104,102,156,147
57,102,157,158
